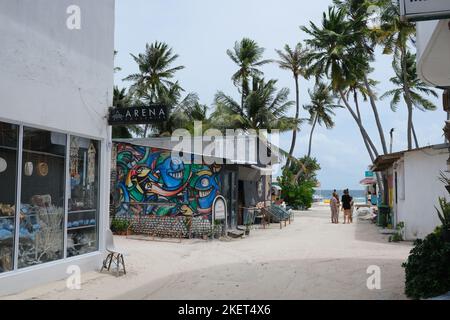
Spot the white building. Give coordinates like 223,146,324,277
373,145,449,240
0,0,114,295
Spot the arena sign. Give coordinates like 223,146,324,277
400,0,450,22
108,104,168,125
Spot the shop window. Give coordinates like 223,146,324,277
18,128,66,268
0,122,18,273
67,136,99,257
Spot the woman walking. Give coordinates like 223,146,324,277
341,189,353,224
330,192,340,224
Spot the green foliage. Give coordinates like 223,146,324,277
436,197,450,230
403,198,450,299
279,157,321,210
110,218,130,234
389,221,405,242
402,230,450,299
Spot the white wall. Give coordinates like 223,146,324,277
0,0,114,137
0,0,114,295
395,147,449,240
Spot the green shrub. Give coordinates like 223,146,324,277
110,218,129,233
402,228,450,299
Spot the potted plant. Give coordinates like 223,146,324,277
110,218,130,236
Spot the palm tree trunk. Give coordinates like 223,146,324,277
400,47,415,150
353,91,385,198
363,75,388,155
307,114,318,158
354,91,375,161
287,76,300,167
143,124,149,138
339,90,379,158
411,120,419,149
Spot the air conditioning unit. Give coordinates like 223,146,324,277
400,0,450,22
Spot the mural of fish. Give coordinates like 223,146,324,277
115,143,222,220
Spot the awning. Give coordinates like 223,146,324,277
360,178,376,185
372,152,404,172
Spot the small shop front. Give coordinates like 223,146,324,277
0,123,102,273
111,138,275,238
0,0,114,295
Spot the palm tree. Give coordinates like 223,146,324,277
333,0,389,155
381,51,438,148
211,78,297,132
124,41,185,137
301,6,386,197
301,7,379,158
275,43,308,166
112,87,143,138
303,82,342,158
378,0,417,149
227,38,272,110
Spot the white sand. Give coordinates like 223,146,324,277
1,205,413,300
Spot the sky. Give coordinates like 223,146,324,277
114,0,446,190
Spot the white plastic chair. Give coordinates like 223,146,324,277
100,229,126,276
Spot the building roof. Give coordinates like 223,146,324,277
113,136,281,165
372,143,449,172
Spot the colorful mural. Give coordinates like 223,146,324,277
115,143,222,219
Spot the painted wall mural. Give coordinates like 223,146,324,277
115,143,222,219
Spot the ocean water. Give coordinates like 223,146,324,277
314,189,367,204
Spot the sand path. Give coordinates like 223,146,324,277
2,205,412,300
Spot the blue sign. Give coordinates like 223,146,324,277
365,171,374,178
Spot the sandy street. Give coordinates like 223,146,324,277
2,205,413,300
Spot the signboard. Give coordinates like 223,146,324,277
400,0,450,22
213,196,227,221
365,171,374,178
108,104,168,125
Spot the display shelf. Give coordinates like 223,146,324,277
0,216,14,220
67,225,96,232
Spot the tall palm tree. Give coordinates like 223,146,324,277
303,82,342,158
301,7,379,158
227,38,272,110
301,6,386,197
381,51,438,148
378,0,417,149
333,0,389,155
124,41,185,137
275,43,308,166
211,78,297,132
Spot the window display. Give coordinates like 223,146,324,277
67,136,99,257
0,122,18,273
18,128,66,268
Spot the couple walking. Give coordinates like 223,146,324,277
330,189,353,224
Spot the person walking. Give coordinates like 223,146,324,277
341,189,353,224
330,192,339,224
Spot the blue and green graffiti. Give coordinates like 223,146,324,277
115,143,222,218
